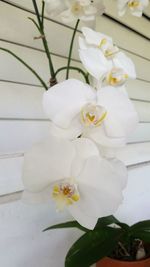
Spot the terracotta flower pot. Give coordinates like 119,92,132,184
96,257,150,267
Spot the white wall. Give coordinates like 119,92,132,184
0,1,150,266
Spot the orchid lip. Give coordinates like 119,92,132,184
128,1,140,8
106,68,129,86
80,103,107,127
52,179,80,210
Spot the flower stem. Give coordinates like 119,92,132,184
66,19,80,80
0,47,48,90
32,0,55,82
55,66,90,84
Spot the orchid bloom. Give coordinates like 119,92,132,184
117,0,149,17
79,27,136,86
22,135,127,229
43,79,138,148
79,27,119,59
59,0,105,23
44,0,67,17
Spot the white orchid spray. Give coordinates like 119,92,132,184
117,0,149,17
22,135,127,229
44,0,105,22
0,0,146,265
79,27,136,87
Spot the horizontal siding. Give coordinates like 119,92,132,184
0,120,51,154
126,79,150,101
4,0,150,39
96,16,150,60
0,42,84,85
128,123,150,143
0,82,46,119
0,200,82,267
0,156,23,195
115,164,150,225
0,2,150,61
0,2,80,60
104,0,150,39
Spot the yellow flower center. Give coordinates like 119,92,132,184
104,46,119,58
98,38,107,49
128,1,140,8
71,2,83,15
52,180,80,210
107,68,128,86
81,103,107,127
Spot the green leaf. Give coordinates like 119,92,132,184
132,230,150,243
65,227,122,267
43,221,88,232
131,220,150,232
95,215,120,229
116,222,130,231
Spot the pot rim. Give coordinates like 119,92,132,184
104,256,150,263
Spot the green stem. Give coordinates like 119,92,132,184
55,66,90,84
0,47,48,90
32,0,55,79
41,1,45,28
66,19,80,79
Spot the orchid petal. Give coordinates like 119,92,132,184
71,138,100,177
82,26,112,47
86,125,126,147
69,156,126,229
97,86,138,138
79,47,112,80
22,135,76,192
44,0,67,17
113,52,136,79
48,120,83,140
43,79,95,128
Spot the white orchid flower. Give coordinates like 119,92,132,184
43,79,138,148
60,0,105,23
79,46,136,86
22,135,127,229
79,27,136,86
79,27,119,59
117,0,149,17
44,0,67,17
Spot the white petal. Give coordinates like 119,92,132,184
78,36,89,50
83,5,97,15
131,10,143,17
106,158,128,189
48,118,83,140
69,156,126,229
60,9,76,23
22,135,76,192
22,188,51,204
82,27,112,46
45,0,66,17
43,79,95,128
86,125,126,147
117,0,128,9
97,86,139,138
69,205,98,229
79,48,112,80
71,137,100,177
113,52,136,79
